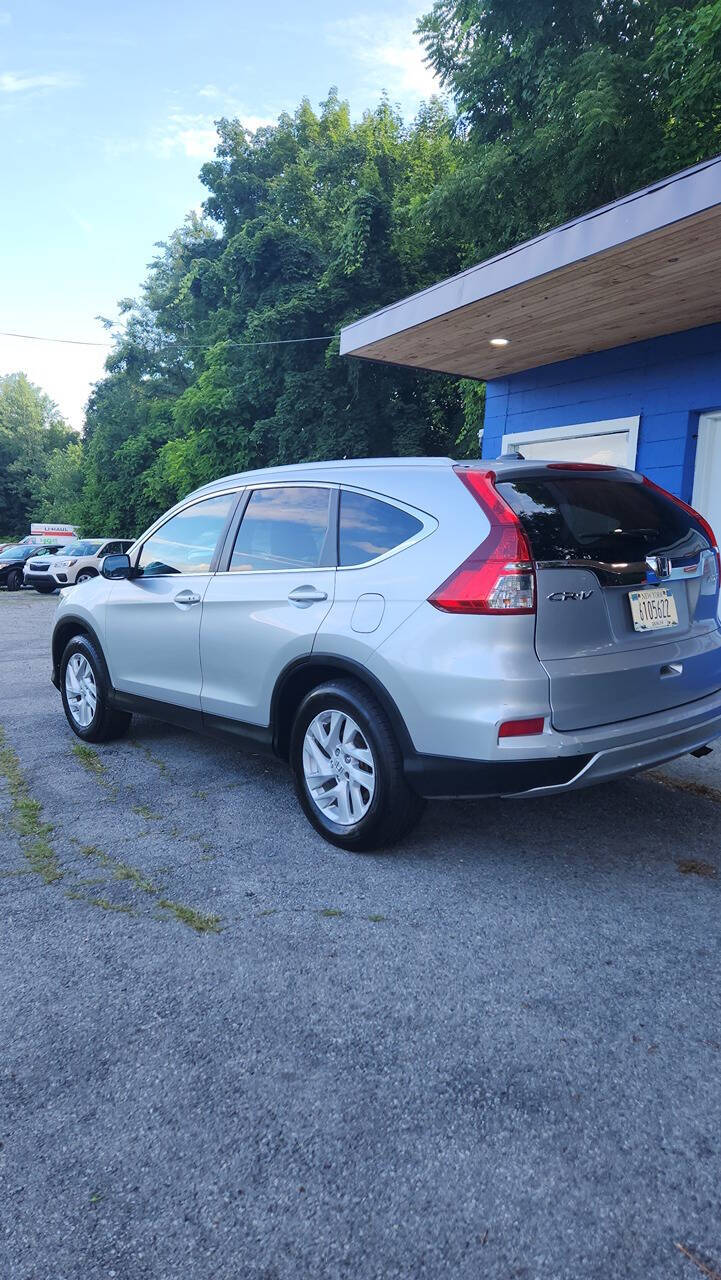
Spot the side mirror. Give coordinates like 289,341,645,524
101,553,133,581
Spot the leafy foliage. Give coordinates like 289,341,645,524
418,0,721,264
78,95,466,535
0,373,76,536
13,4,721,537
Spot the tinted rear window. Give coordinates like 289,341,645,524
339,491,423,566
497,476,710,563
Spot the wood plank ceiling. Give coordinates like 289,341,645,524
347,205,721,379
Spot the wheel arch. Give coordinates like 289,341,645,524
51,615,108,687
271,655,414,762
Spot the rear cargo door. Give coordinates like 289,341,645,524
497,470,721,731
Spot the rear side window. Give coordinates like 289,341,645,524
138,494,234,576
496,475,711,564
339,490,423,567
229,486,331,572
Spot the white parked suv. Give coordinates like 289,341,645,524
25,539,133,593
50,458,721,849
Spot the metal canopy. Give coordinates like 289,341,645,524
339,155,721,379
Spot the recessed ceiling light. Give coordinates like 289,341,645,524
490,337,509,347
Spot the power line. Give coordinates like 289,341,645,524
0,329,339,349
0,330,111,347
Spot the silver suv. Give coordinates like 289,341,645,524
26,539,133,593
50,458,721,849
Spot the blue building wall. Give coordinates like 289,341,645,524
482,321,721,501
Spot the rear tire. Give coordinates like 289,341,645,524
60,634,132,742
289,678,425,851
6,568,22,591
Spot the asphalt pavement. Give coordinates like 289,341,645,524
1,589,720,1280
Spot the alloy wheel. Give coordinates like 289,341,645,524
65,653,97,728
302,708,375,826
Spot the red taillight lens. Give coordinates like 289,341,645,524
429,467,536,614
499,717,545,738
642,476,721,576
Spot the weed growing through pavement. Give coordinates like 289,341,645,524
157,899,222,933
71,743,106,777
1,726,220,934
130,739,169,776
132,804,161,821
0,727,62,884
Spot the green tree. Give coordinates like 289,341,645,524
30,440,86,528
0,373,74,536
81,94,468,531
417,0,721,264
652,2,721,168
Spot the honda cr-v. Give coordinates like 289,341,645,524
51,458,721,849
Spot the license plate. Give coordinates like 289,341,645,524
628,587,679,632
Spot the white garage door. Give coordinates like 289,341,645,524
693,411,721,538
501,417,639,468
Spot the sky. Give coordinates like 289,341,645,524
0,0,441,427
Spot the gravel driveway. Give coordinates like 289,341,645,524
1,590,720,1280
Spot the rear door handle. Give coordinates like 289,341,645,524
174,589,201,608
288,585,328,608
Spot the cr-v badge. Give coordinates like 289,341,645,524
547,590,594,601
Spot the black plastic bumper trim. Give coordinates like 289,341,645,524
403,753,593,799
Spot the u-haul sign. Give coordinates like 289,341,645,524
29,523,77,544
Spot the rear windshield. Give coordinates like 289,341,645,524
496,475,710,564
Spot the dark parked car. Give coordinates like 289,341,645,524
0,544,63,591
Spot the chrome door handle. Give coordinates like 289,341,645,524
288,585,328,608
174,589,201,607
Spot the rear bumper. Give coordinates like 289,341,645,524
404,685,721,799
404,753,592,799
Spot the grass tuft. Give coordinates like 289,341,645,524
320,907,343,918
158,899,222,933
130,739,169,775
71,743,106,776
132,804,161,822
0,728,63,884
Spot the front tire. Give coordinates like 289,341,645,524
6,568,22,591
35,582,55,595
289,678,425,851
75,570,96,584
60,634,132,742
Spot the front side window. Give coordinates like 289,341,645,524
229,486,331,572
137,494,234,577
339,490,424,567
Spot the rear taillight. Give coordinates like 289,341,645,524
429,467,536,614
642,476,721,578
